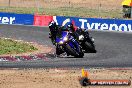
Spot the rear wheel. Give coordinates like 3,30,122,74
85,41,96,53
77,49,84,58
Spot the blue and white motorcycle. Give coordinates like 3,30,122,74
55,31,84,58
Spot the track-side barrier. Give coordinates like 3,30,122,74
0,12,131,32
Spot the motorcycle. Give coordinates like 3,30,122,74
75,28,96,53
55,31,84,58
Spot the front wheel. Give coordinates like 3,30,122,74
65,44,84,58
56,45,63,55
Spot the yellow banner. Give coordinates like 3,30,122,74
122,0,132,6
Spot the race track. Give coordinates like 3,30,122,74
0,24,132,68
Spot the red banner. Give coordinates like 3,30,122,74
34,15,53,26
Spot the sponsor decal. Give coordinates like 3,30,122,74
54,16,132,32
0,12,34,25
79,19,132,32
79,68,131,86
0,17,15,24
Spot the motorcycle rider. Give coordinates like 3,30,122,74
48,21,72,45
48,21,60,45
48,21,69,45
48,20,89,45
66,21,89,41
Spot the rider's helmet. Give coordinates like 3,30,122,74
67,22,75,32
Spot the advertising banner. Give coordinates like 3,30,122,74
54,16,132,32
0,12,131,32
34,15,53,26
0,12,34,25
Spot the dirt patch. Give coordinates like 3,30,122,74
0,68,131,88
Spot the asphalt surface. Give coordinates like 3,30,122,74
0,24,132,68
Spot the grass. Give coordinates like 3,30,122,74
0,6,123,18
0,38,38,55
0,7,37,14
45,7,122,18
